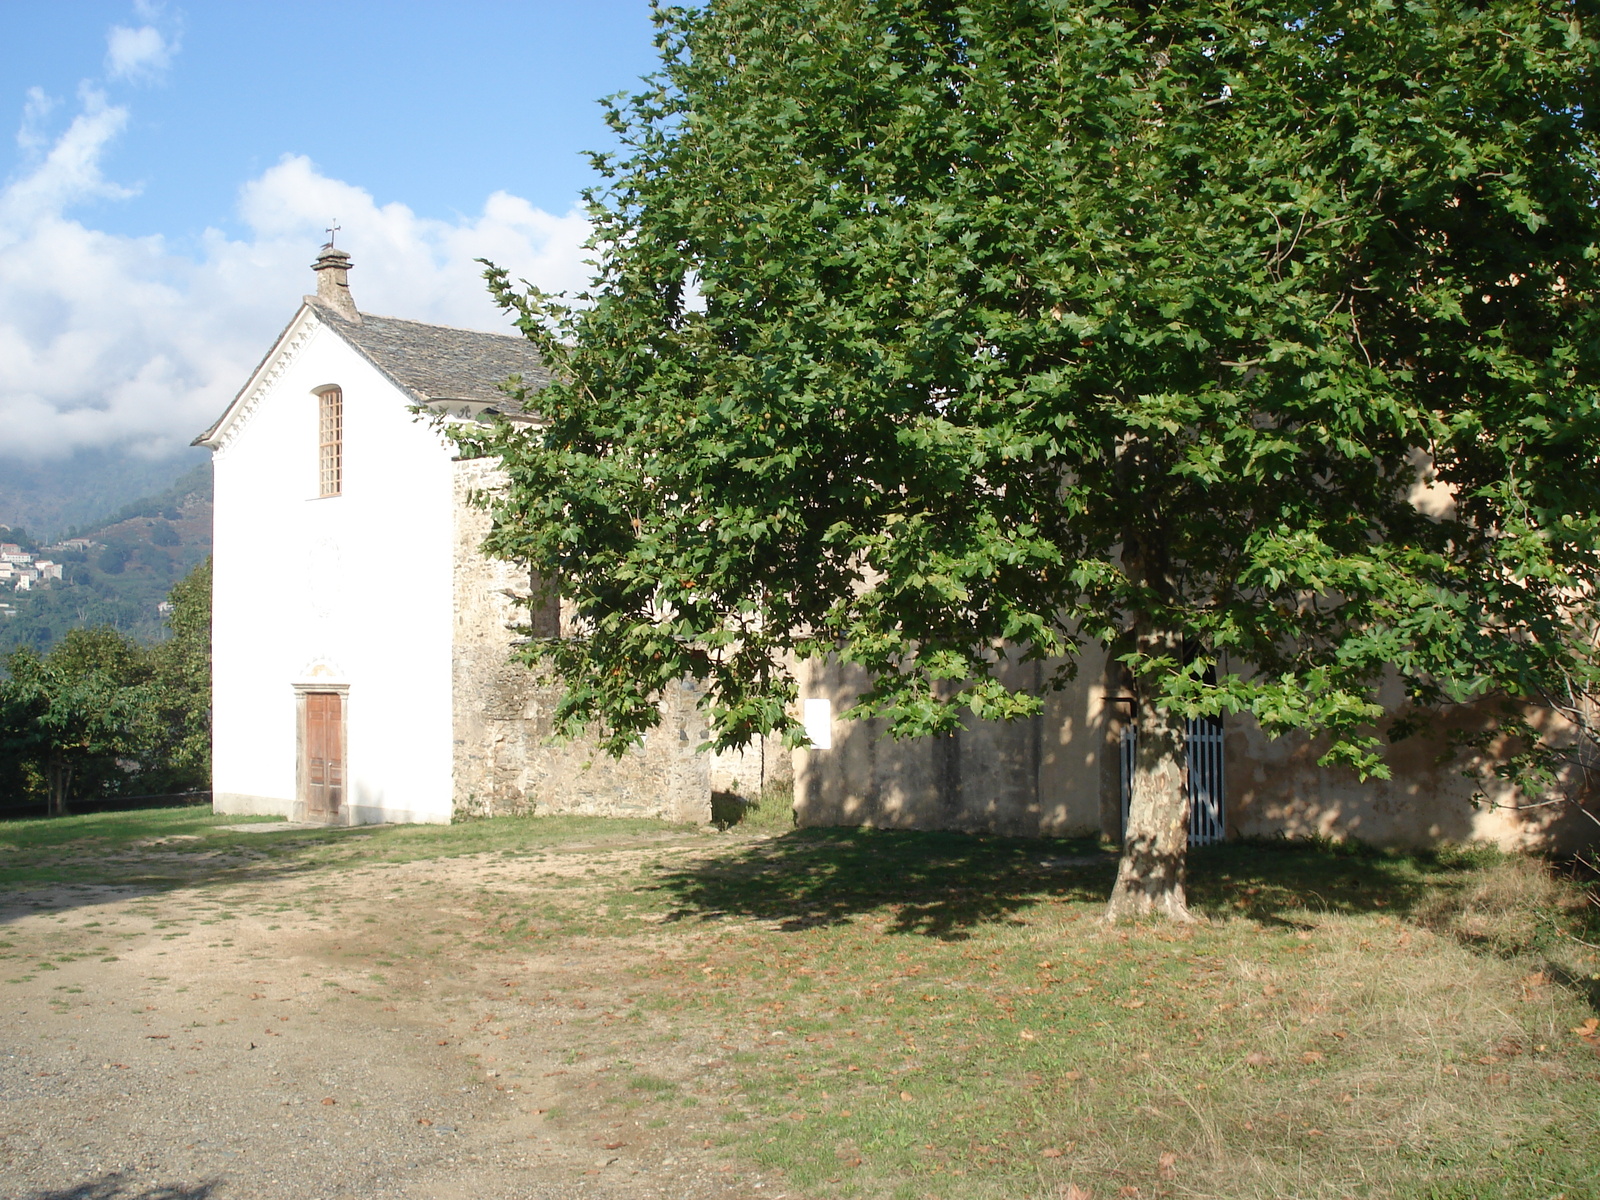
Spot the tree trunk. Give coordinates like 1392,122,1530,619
1105,632,1194,923
46,760,71,818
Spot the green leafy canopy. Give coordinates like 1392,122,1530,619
454,0,1600,780
0,557,211,806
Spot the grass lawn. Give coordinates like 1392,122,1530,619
3,804,1599,1199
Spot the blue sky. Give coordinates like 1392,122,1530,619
0,2,665,460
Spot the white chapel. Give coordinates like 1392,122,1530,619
196,246,733,826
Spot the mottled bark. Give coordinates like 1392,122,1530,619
1105,630,1194,923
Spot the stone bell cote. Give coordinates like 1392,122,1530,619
310,243,360,323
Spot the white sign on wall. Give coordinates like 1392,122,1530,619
802,698,833,750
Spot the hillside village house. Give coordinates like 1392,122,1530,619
200,245,1589,851
0,543,61,591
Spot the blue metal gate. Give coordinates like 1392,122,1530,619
1119,716,1226,846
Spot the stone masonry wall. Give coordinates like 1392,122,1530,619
451,458,712,824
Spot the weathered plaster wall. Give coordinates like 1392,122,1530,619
792,648,1108,838
1223,692,1593,852
450,459,713,824
797,640,1593,851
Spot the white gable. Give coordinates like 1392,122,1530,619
208,308,458,824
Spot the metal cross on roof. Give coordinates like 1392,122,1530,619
325,220,341,247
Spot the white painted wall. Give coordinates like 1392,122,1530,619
209,309,456,823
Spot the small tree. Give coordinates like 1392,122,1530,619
0,629,154,815
459,0,1600,920
145,556,212,792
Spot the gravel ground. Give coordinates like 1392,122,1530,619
0,840,789,1200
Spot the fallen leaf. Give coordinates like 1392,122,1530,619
900,1091,914,1102
1158,1151,1178,1179
1064,1070,1084,1081
437,1040,449,1046
1300,1051,1325,1065
1118,1188,1141,1198
417,1118,432,1126
1041,1147,1064,1158
603,1141,624,1150
1487,1072,1510,1086
1520,971,1550,989
321,1098,336,1106
1307,1128,1324,1137
144,1035,169,1040
1063,1186,1092,1200
1245,1052,1271,1067
1020,1030,1037,1041
1262,985,1280,998
1124,999,1146,1009
1570,1018,1599,1037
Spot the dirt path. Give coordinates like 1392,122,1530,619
0,830,788,1200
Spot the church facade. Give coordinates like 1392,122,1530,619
197,247,764,826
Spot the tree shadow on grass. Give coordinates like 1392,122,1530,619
650,828,1115,939
20,1174,221,1200
1185,836,1488,926
650,828,1499,941
0,849,341,925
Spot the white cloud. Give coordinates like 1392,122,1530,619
0,97,593,462
105,25,175,84
16,87,58,154
1,89,136,232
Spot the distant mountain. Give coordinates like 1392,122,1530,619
0,463,213,655
0,447,210,543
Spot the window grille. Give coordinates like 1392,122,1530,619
318,388,343,496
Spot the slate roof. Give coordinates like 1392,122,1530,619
194,297,551,446
308,298,551,405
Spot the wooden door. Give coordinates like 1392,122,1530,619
304,692,343,821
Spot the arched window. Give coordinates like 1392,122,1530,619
316,386,343,497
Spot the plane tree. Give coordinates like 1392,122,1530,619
456,0,1600,919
